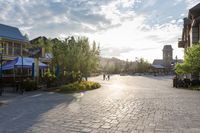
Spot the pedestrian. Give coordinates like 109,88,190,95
105,74,108,80
108,74,110,80
103,74,105,80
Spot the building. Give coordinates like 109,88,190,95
0,23,29,62
152,45,183,74
29,36,52,64
0,24,49,79
178,3,200,79
0,24,51,64
178,3,200,50
163,45,173,68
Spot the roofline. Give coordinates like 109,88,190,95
0,23,19,30
0,37,29,44
188,3,200,19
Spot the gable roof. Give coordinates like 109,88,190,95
0,23,28,42
30,36,48,44
153,59,164,66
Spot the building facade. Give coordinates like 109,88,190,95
178,3,200,50
178,3,200,79
0,24,29,61
0,24,50,63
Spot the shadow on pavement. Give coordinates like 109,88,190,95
0,91,75,133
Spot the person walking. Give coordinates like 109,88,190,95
108,74,110,80
103,74,105,80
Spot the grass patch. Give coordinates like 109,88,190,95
52,81,101,93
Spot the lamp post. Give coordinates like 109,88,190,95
171,56,178,88
20,52,24,94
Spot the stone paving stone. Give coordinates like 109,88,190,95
81,128,92,132
91,123,101,129
1,75,200,133
101,123,111,129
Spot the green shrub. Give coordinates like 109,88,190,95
55,81,101,93
44,71,56,88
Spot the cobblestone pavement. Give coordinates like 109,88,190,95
1,75,200,133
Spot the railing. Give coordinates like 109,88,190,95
178,38,187,48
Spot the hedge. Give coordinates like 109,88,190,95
54,81,101,93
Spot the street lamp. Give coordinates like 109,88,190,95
171,56,178,88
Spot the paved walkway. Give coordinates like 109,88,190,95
1,75,200,133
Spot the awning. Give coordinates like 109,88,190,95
2,57,48,70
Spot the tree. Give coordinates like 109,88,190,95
175,63,191,75
24,33,29,40
52,36,100,81
136,58,150,73
175,44,200,74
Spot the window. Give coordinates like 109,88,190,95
8,42,13,55
1,42,7,55
192,27,199,44
14,43,21,55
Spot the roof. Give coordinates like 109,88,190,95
0,23,28,42
152,59,164,66
153,59,183,67
172,59,183,64
152,64,165,69
30,36,48,44
163,45,172,50
189,3,200,18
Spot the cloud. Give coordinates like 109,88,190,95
0,0,141,38
0,0,190,62
185,0,200,9
101,46,160,60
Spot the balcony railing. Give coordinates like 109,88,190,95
178,38,187,48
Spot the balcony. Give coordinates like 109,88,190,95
178,38,187,48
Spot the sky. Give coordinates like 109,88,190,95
0,0,199,62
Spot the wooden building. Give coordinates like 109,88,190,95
178,3,200,79
0,23,29,61
178,3,200,50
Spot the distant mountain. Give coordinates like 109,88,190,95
99,57,128,73
100,57,125,66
